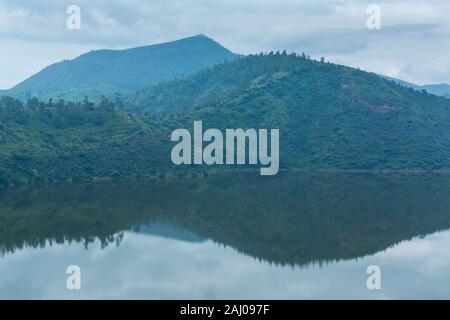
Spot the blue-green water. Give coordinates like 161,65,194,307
1,172,450,299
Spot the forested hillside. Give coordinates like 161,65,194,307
0,96,171,186
130,53,450,170
3,53,450,186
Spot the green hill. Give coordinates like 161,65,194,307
3,35,237,102
3,53,450,185
129,53,450,170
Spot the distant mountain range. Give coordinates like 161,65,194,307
422,83,450,98
385,77,450,98
2,35,238,102
1,35,448,102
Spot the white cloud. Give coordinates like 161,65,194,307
0,0,449,88
2,228,450,299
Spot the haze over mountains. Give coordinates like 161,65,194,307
2,35,450,185
1,34,448,102
422,84,450,98
2,35,238,102
386,77,450,98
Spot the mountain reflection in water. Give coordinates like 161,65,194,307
1,171,450,268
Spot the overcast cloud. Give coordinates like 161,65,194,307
0,0,449,89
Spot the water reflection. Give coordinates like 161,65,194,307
2,172,450,266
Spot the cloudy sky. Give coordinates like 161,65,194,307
0,0,449,89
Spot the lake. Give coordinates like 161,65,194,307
1,171,450,299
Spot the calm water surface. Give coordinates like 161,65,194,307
1,172,450,299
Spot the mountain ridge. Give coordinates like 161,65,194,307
3,34,238,102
